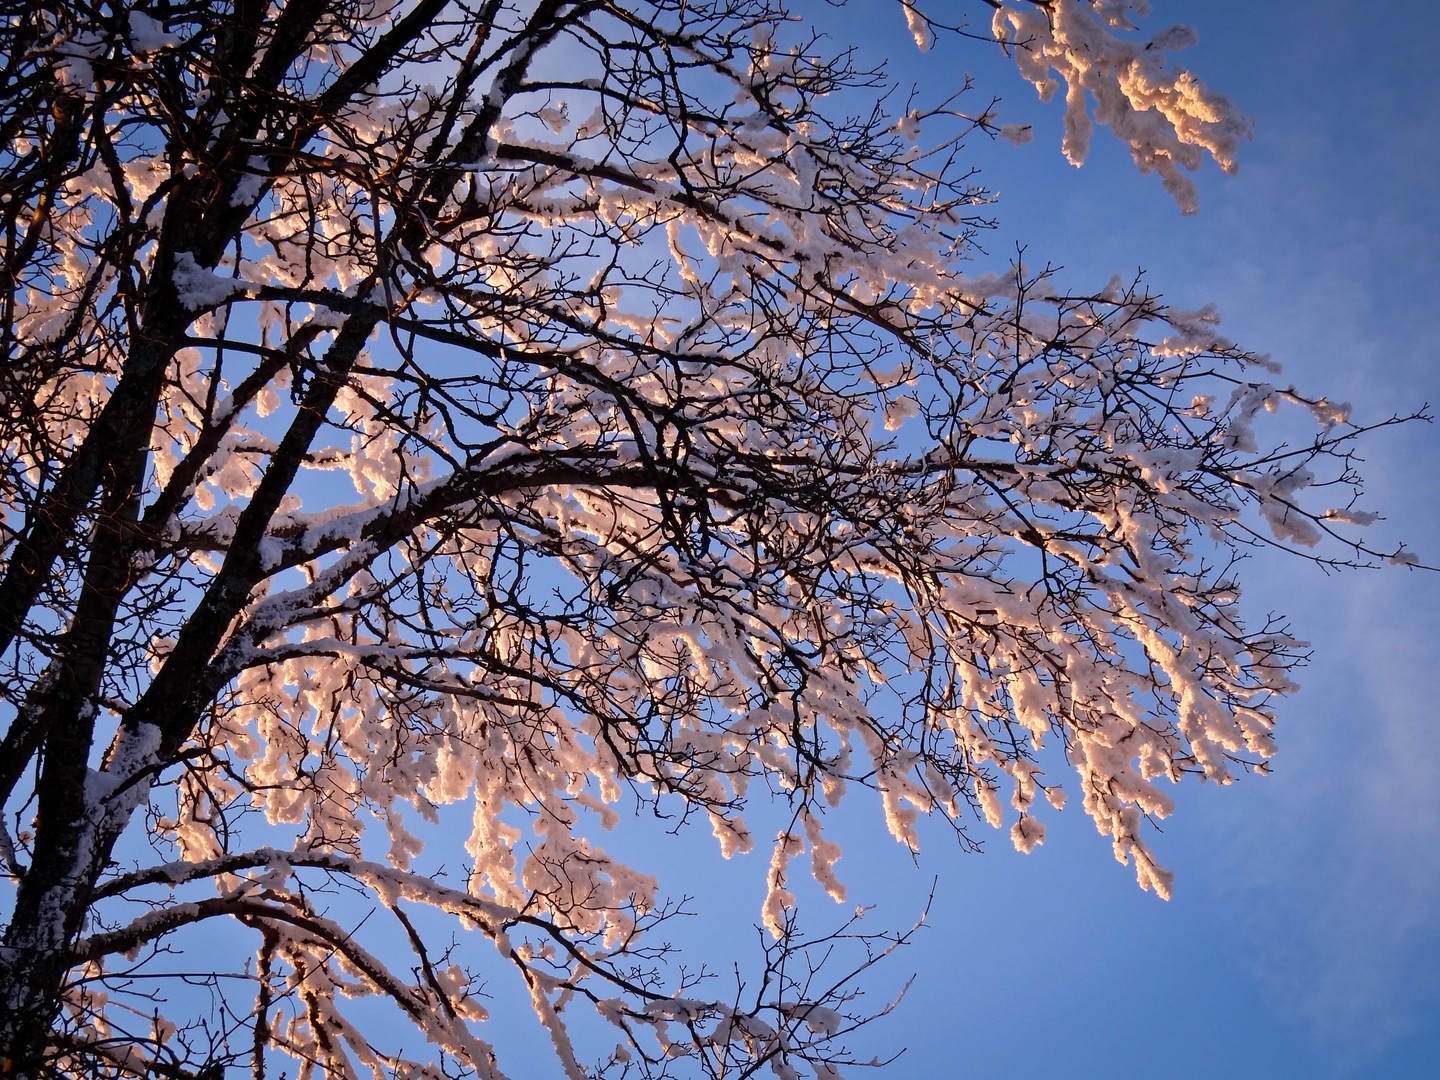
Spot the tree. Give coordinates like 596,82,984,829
0,0,1421,1076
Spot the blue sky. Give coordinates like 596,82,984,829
11,4,1430,1077
477,5,1440,1077
461,4,1440,1077
142,4,1440,1077
765,3,1440,1077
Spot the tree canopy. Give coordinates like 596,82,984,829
0,1,1420,1077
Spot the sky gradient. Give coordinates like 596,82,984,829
460,4,1440,1076
7,4,1431,1077
782,3,1440,1076
477,5,1440,1077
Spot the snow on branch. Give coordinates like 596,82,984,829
0,1,1423,1077
990,0,1251,210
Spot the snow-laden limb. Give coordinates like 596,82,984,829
0,1,1425,1077
990,0,1251,210
69,849,916,1080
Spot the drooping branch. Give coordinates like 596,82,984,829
0,3,1423,1078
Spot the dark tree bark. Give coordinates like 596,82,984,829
0,2,1416,1077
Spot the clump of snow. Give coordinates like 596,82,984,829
1323,507,1380,526
1010,815,1046,853
128,13,178,54
172,252,246,311
900,1,935,51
